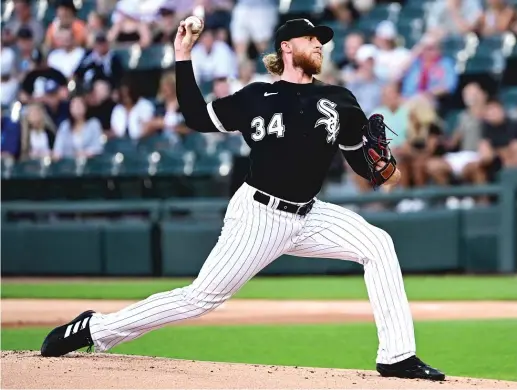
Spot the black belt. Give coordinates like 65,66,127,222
253,191,315,216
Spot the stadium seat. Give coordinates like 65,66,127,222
183,132,208,153
191,152,232,177
11,159,48,179
137,133,179,154
1,156,15,179
460,53,504,75
217,135,250,156
46,158,79,178
363,3,401,23
153,150,192,176
83,154,116,177
499,87,517,104
282,0,317,13
398,3,425,20
115,152,151,177
444,110,462,135
104,137,138,155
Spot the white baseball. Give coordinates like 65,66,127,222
185,16,203,34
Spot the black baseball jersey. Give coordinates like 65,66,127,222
176,61,370,203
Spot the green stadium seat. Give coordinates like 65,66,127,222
137,133,178,154
363,3,401,23
83,154,116,177
499,87,517,104
183,132,208,153
284,0,317,13
398,3,425,20
464,54,505,74
153,150,192,176
444,110,462,135
46,158,78,178
104,137,138,155
115,152,150,176
11,159,48,179
217,135,249,155
191,152,232,177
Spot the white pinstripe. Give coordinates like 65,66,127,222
89,183,416,364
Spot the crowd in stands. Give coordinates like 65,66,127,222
1,0,517,209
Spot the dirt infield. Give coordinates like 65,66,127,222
3,299,517,388
3,299,517,327
2,351,517,389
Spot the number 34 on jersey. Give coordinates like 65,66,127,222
250,99,340,144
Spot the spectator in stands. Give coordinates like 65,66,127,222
53,95,104,160
191,27,238,84
476,0,517,36
372,21,411,82
478,99,517,182
339,32,364,85
401,35,458,105
1,116,22,159
153,5,177,44
19,53,68,104
143,72,188,141
45,0,87,49
397,96,444,194
86,11,108,48
230,0,278,62
42,80,70,129
107,2,152,48
86,80,116,132
14,27,41,80
47,28,86,79
427,82,487,187
74,32,124,91
426,0,483,38
345,44,384,116
324,0,360,27
109,82,154,140
3,0,45,46
19,103,56,160
203,0,234,32
229,59,271,93
1,40,18,107
372,83,409,154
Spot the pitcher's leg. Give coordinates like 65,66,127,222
291,201,415,364
90,196,292,352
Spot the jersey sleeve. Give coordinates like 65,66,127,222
207,84,257,133
336,89,372,181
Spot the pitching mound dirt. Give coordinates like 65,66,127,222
2,351,516,389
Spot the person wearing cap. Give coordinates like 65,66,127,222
372,21,411,82
41,79,70,128
346,44,384,117
19,53,68,104
40,17,445,384
74,32,124,91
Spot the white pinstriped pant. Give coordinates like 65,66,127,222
89,182,416,364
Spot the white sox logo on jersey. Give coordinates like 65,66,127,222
315,99,340,144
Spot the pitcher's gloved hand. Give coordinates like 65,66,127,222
362,114,399,189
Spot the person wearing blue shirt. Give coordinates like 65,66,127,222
1,115,21,159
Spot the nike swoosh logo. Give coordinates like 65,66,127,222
264,92,278,96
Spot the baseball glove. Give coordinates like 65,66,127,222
362,113,398,190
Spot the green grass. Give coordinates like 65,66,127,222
2,275,517,301
3,320,516,381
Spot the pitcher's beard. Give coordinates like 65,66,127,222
292,51,322,75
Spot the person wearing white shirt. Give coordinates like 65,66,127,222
47,28,85,79
191,28,238,84
229,59,272,94
110,83,155,140
1,49,19,107
372,21,411,82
